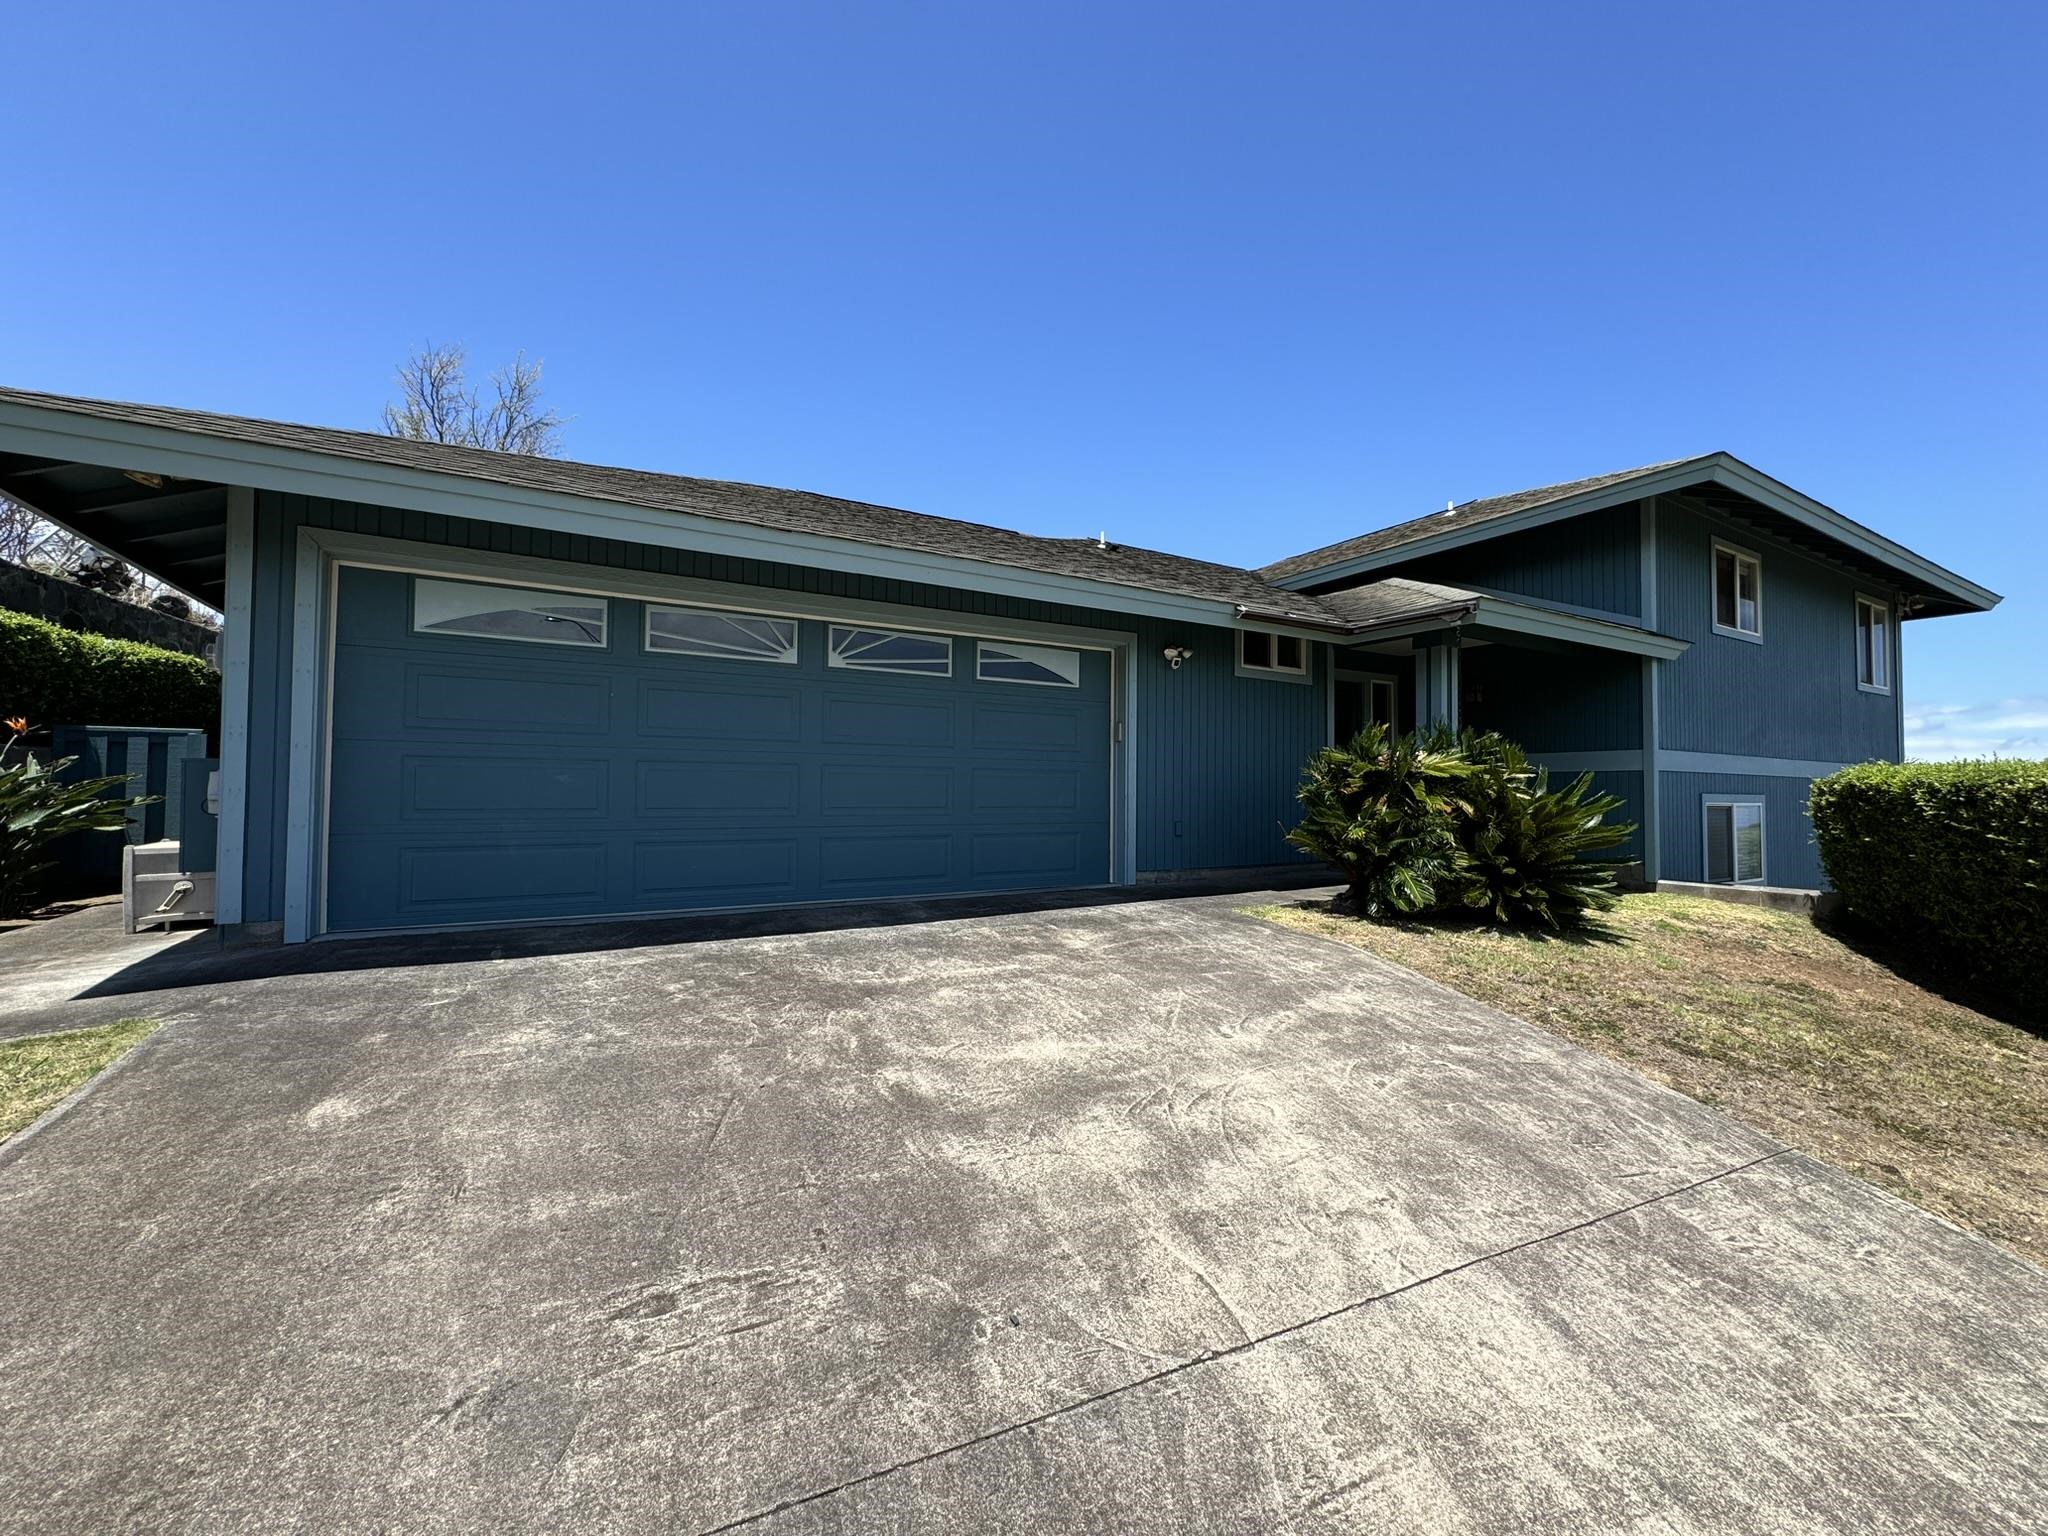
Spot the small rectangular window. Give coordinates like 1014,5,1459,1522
1855,596,1890,692
977,640,1081,687
1704,799,1765,885
1712,541,1762,639
827,624,952,676
646,604,798,664
413,578,607,647
1239,628,1307,676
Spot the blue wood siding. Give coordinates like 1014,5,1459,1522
1384,501,1642,617
1655,496,1901,764
236,493,1325,922
1658,771,1824,889
1460,644,1641,752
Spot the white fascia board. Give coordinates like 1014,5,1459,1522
1269,452,2000,614
0,401,1243,630
1469,598,1691,659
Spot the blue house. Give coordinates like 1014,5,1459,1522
0,388,1999,941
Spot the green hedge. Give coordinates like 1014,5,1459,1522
0,608,219,740
1810,760,2048,1016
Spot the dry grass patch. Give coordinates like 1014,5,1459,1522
1252,894,2048,1266
0,1019,158,1142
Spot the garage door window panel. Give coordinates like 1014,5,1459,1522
828,625,953,676
977,641,1081,687
646,604,799,664
413,577,608,647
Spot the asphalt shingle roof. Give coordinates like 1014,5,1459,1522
0,386,1348,623
1258,458,1707,582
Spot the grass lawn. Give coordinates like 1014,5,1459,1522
1253,894,2048,1267
0,1019,159,1142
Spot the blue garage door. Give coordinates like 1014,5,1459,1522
324,568,1114,932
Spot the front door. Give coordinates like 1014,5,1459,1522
1333,669,1399,744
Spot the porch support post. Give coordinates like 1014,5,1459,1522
214,485,255,925
1413,639,1460,729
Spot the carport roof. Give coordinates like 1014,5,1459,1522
0,385,1347,625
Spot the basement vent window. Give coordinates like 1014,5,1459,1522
1239,629,1307,676
1703,797,1766,885
827,625,953,676
977,641,1081,687
413,578,608,648
646,604,799,665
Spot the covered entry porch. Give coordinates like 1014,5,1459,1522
1325,580,1690,877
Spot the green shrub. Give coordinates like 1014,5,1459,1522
0,608,218,738
1288,724,1635,931
0,727,157,917
1811,760,2048,1016
1446,731,1635,930
1286,721,1477,917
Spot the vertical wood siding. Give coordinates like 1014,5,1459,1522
1388,501,1643,616
1460,644,1642,751
1657,771,1825,889
236,493,1325,921
1655,496,1901,763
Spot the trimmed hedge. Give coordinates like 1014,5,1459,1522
0,607,219,739
1810,760,2048,1017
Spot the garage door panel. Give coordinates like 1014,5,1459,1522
405,755,611,818
972,701,1083,752
971,767,1083,812
403,842,609,909
636,760,802,817
638,680,802,743
632,838,800,901
817,833,954,889
412,665,611,735
971,831,1085,880
821,694,954,748
819,764,953,815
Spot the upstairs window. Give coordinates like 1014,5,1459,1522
1712,540,1762,640
1855,595,1890,692
1239,629,1307,677
1704,798,1766,885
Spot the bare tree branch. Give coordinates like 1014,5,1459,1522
383,342,566,456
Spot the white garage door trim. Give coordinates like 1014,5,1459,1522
283,525,1140,942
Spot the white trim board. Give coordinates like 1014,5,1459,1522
280,525,1143,942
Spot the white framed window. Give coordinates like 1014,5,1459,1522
1711,539,1762,641
646,603,799,665
1238,629,1308,677
828,624,953,676
1855,594,1890,693
413,577,608,647
977,640,1080,688
1703,797,1766,885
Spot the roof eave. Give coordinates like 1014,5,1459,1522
1269,452,2000,616
0,396,1295,632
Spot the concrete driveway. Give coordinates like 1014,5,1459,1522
1,892,2044,1534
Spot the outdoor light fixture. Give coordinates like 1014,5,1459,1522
1162,645,1194,670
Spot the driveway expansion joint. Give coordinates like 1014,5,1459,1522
693,1147,1794,1535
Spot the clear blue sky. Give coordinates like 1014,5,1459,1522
6,2,2042,756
